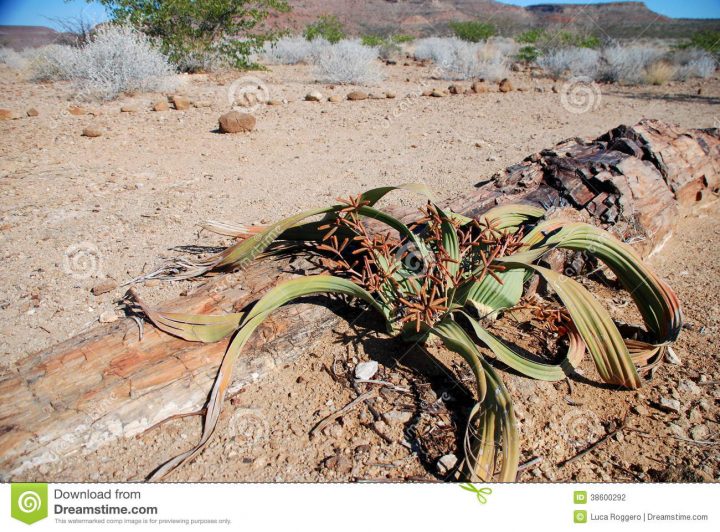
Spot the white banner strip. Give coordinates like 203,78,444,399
2,483,717,530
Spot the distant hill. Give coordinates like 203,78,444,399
267,0,720,39
2,1,718,51
0,25,66,50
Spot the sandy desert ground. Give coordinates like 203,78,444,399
1,60,719,482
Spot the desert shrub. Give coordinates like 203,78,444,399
682,30,720,59
314,39,382,84
94,0,289,71
263,36,314,65
600,45,664,84
643,60,676,85
413,37,448,62
304,15,345,44
516,28,547,45
0,47,27,69
449,21,496,43
537,47,600,79
32,26,177,99
413,37,509,81
25,44,79,81
673,48,717,80
517,45,540,63
392,34,414,44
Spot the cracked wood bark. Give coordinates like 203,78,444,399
2,119,718,479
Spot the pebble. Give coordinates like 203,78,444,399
436,453,457,475
659,397,681,414
218,111,256,133
171,95,191,110
328,95,342,103
354,360,378,380
0,108,15,120
305,91,323,102
91,279,117,295
120,105,138,113
632,404,649,416
347,91,368,101
678,379,701,395
26,108,39,117
152,101,169,112
499,78,513,93
690,424,709,441
82,127,103,138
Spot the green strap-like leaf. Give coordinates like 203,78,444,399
430,318,518,482
506,262,641,389
148,275,386,479
459,311,585,381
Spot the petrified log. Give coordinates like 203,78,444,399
1,119,718,479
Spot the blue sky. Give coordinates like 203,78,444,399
0,0,718,29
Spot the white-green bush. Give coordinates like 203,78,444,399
72,26,177,99
537,47,601,79
0,47,26,69
673,48,717,80
600,45,664,84
25,44,78,81
413,37,509,81
23,26,177,100
314,39,382,84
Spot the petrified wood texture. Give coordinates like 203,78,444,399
2,119,717,479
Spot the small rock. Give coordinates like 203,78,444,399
430,89,446,97
267,99,283,106
26,108,39,117
659,397,681,414
324,454,352,474
632,404,649,416
305,90,323,102
82,127,103,138
383,410,412,424
218,111,256,133
347,91,368,101
664,346,681,365
690,424,709,441
0,109,16,120
120,105,138,113
171,95,191,110
152,101,169,112
499,78,513,92
91,279,117,295
355,360,378,380
193,100,212,108
68,105,87,116
668,422,685,437
99,310,118,323
678,379,701,395
436,453,457,475
551,85,558,93
448,84,465,95
471,81,488,93
421,89,434,97
385,91,396,99
328,95,342,103
369,92,384,99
